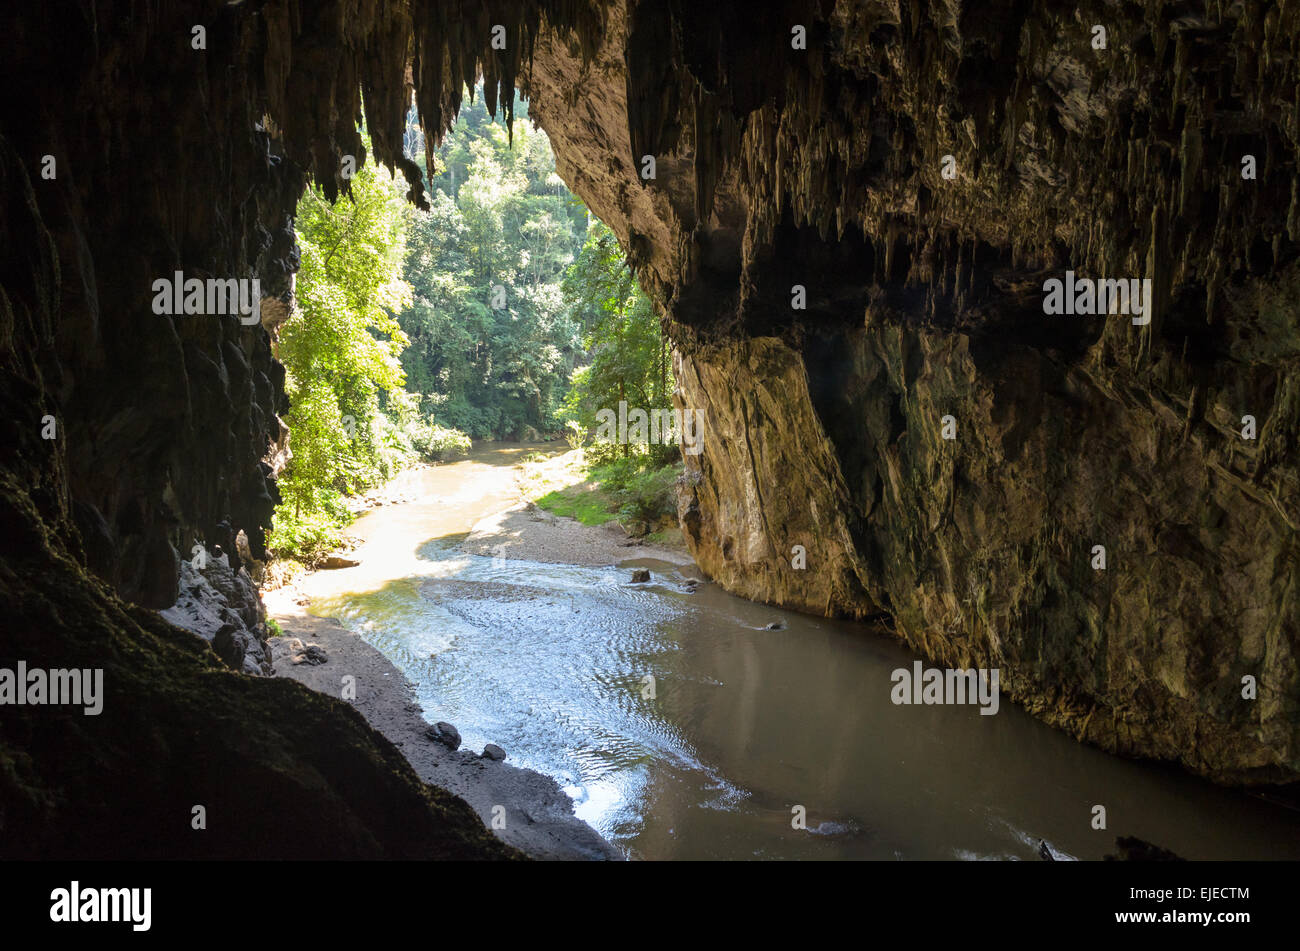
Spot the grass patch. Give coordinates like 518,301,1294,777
534,483,621,526
512,447,584,501
531,455,683,536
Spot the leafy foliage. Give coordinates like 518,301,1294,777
268,146,423,562
559,222,675,466
533,459,681,535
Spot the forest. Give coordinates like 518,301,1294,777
266,89,679,565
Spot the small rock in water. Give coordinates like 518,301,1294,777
763,620,786,631
481,743,507,761
630,569,651,583
426,722,462,750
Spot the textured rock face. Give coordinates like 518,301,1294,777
160,558,273,677
669,320,1297,783
521,1,1300,784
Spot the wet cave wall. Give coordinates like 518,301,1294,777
0,0,1296,857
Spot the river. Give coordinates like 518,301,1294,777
289,445,1300,860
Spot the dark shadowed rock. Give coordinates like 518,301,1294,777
1104,837,1185,862
212,623,247,671
630,569,651,583
298,645,329,666
482,744,507,762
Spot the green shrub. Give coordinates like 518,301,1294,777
590,458,638,492
563,419,588,451
532,456,682,535
437,401,499,440
265,487,352,565
612,464,680,525
417,423,472,462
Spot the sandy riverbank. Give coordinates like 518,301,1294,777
267,603,622,859
458,500,695,568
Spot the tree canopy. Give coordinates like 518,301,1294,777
400,92,588,440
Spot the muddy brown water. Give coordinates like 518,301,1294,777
295,445,1300,860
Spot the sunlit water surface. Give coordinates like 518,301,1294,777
302,452,1300,860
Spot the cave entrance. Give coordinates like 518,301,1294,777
260,83,699,858
265,83,681,577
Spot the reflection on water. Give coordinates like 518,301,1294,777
308,533,1300,861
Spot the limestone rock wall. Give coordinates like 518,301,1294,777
161,558,273,676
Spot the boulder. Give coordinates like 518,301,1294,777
426,722,462,751
212,623,246,670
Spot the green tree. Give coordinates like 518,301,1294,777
268,149,413,560
397,89,586,440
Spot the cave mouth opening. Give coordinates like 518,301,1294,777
257,81,677,588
